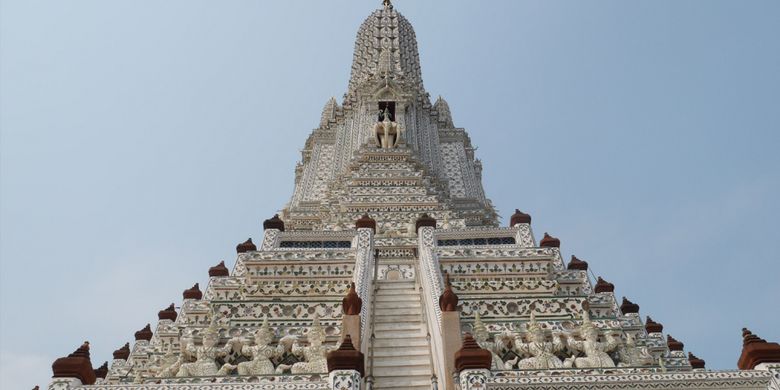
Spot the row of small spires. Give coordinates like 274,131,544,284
45,210,777,387
48,278,779,387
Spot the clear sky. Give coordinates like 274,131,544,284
1,0,779,388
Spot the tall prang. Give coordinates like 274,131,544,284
284,1,495,234
45,2,780,390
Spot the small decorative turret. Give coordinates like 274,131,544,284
539,232,560,248
208,260,229,277
509,209,531,226
342,282,362,316
158,303,177,321
594,277,615,293
567,255,589,271
326,335,365,377
112,343,130,360
236,238,256,253
355,214,376,232
645,316,664,333
688,352,706,369
454,333,492,372
738,328,780,370
415,213,437,233
94,361,108,379
263,214,285,231
134,324,153,341
667,335,684,351
620,297,640,314
183,283,202,300
51,341,96,385
438,273,459,312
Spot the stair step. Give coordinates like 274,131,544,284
370,345,429,357
373,366,431,377
373,375,433,388
372,337,428,348
374,322,425,331
374,314,421,323
374,301,421,309
376,281,416,290
375,288,418,296
375,293,419,302
372,307,421,315
372,355,431,367
374,329,425,339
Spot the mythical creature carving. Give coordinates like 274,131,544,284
513,312,565,369
374,111,403,149
612,332,654,367
177,321,240,377
473,313,517,370
221,317,285,375
276,315,338,374
563,309,619,368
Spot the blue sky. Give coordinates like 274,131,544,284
1,0,779,388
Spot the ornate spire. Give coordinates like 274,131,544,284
342,282,362,315
438,273,459,312
51,342,96,385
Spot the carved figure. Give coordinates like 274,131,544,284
151,344,184,378
513,312,565,369
221,317,285,375
563,310,619,368
374,114,403,149
276,315,337,374
177,322,240,377
473,313,517,370
612,332,654,367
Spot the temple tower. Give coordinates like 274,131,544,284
45,2,780,390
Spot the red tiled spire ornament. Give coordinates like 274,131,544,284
51,341,96,385
509,209,531,226
594,277,615,293
183,283,202,300
738,328,780,370
208,260,229,277
342,282,362,316
236,238,256,253
439,273,459,312
134,324,153,341
645,316,663,333
93,361,108,379
667,335,684,351
620,297,640,314
454,333,492,372
263,214,285,231
326,335,365,376
112,343,130,360
539,232,560,248
158,303,177,321
567,255,589,271
688,352,706,369
355,214,376,232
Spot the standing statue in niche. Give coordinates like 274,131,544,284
473,313,518,370
513,312,566,369
177,318,241,377
220,317,285,375
563,309,619,368
374,108,403,149
611,332,654,367
276,315,338,374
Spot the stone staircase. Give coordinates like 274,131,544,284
369,279,434,389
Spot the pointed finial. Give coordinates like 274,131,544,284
383,0,392,9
